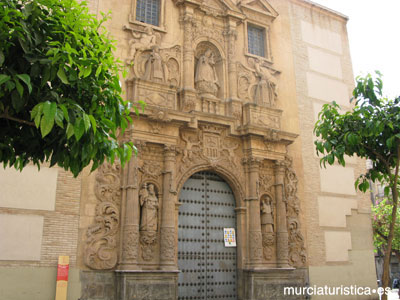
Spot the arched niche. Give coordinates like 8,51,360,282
194,41,225,99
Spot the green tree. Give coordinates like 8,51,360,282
314,73,400,299
372,198,400,262
0,0,138,177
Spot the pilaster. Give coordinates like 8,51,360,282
275,160,290,268
243,157,263,268
159,145,178,270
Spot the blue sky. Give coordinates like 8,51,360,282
311,0,400,99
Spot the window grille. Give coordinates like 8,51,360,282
248,25,265,57
136,0,160,26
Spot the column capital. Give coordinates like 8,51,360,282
242,157,262,169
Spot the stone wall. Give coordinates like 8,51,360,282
287,0,377,298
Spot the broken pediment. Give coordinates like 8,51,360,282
238,0,279,20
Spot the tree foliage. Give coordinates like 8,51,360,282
0,0,137,176
314,72,400,297
372,198,400,257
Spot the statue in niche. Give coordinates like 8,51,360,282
139,183,159,232
143,45,166,83
261,194,274,233
250,58,278,107
127,26,158,63
195,49,220,97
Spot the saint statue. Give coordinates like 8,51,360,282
139,184,159,232
143,45,166,83
253,59,278,107
127,26,157,63
194,49,220,96
261,195,274,233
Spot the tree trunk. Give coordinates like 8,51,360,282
381,184,399,300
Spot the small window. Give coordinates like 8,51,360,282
247,25,265,57
136,0,160,26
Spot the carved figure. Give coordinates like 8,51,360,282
261,194,274,233
253,59,278,106
180,132,202,164
143,45,166,83
195,49,219,96
128,26,157,63
222,140,239,167
288,219,307,267
139,184,159,232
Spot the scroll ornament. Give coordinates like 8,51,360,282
85,163,121,270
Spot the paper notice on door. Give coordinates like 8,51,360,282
224,228,236,247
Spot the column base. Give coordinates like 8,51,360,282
116,270,179,300
241,268,308,300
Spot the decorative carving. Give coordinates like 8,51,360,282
221,139,239,167
178,125,243,181
224,29,237,58
249,58,278,107
140,161,163,179
262,233,275,260
249,231,263,260
284,156,307,267
148,107,171,122
259,173,274,194
288,218,307,267
138,88,175,109
140,231,158,261
180,131,202,165
181,94,196,112
160,227,176,260
192,15,224,45
143,45,167,83
237,63,255,102
195,49,220,97
166,58,180,86
126,25,160,64
122,225,139,261
236,60,280,107
139,183,159,261
85,163,121,270
253,112,280,129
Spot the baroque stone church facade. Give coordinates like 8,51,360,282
0,0,378,299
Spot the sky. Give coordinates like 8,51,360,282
310,0,400,99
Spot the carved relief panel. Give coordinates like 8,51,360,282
237,59,279,107
284,156,307,267
85,163,122,270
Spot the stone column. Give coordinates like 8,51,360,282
182,6,194,90
120,155,140,269
225,19,238,100
275,161,290,268
160,145,178,270
244,157,263,268
179,5,197,112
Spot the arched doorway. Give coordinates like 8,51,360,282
178,171,237,300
